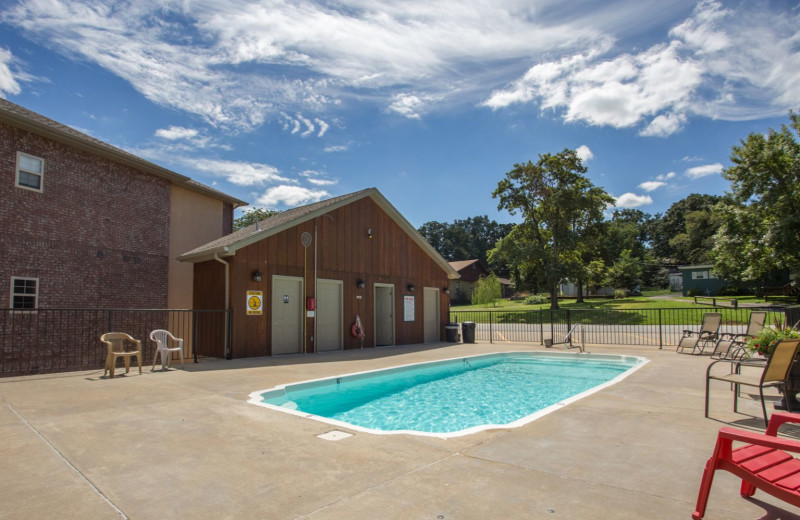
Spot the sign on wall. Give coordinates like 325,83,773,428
247,290,263,315
403,295,415,322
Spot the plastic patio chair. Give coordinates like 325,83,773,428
677,312,722,355
710,311,767,360
705,339,800,427
150,329,185,371
101,332,142,378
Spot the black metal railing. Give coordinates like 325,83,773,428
0,308,230,377
450,307,786,349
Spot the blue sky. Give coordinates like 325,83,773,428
1,0,799,227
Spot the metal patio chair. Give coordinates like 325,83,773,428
677,312,722,355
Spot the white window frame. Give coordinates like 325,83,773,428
15,151,44,192
692,271,709,280
10,277,39,311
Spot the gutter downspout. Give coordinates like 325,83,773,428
214,251,231,359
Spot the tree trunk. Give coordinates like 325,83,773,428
576,276,585,303
549,281,559,310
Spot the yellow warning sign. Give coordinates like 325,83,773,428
246,290,263,315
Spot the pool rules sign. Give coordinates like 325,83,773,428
247,290,263,315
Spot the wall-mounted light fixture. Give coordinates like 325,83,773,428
252,271,263,282
356,279,366,289
367,228,373,239
443,287,450,294
407,284,415,292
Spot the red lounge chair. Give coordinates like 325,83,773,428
693,412,800,519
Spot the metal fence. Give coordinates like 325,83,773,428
0,308,230,377
450,307,787,349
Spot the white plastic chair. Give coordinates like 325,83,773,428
150,329,185,371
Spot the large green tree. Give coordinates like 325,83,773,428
418,215,513,275
649,194,724,262
490,149,614,309
712,112,800,295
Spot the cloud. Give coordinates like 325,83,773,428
656,171,676,181
256,185,329,207
299,169,338,187
482,1,800,134
314,118,329,137
186,158,288,186
575,145,593,162
685,162,723,180
324,144,349,153
0,47,21,97
614,193,653,208
155,126,199,140
281,112,328,138
3,0,798,132
638,181,666,192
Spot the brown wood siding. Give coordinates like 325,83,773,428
192,260,226,357
221,197,450,358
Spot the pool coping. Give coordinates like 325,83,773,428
247,350,650,439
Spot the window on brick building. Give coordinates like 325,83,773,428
10,277,38,310
16,152,44,192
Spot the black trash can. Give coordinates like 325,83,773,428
462,321,476,344
445,322,460,342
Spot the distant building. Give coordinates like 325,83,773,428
678,265,725,296
447,259,512,303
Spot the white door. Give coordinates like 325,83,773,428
423,287,439,343
374,284,394,346
272,276,303,355
316,279,343,352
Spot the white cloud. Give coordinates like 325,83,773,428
324,144,349,153
483,1,800,134
257,185,329,207
656,171,676,181
314,118,329,137
0,47,21,97
155,126,199,140
3,0,798,132
638,181,666,192
685,162,723,180
187,158,287,186
575,145,593,162
614,193,653,208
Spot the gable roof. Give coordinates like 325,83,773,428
448,259,488,273
178,187,460,279
0,98,246,207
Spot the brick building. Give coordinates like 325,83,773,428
0,99,245,310
0,99,245,376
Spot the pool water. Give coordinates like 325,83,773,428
249,352,647,438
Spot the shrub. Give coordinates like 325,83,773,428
686,287,701,297
614,289,628,299
524,294,548,305
472,273,501,306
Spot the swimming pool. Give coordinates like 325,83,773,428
248,351,648,438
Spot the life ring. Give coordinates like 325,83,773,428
351,315,365,338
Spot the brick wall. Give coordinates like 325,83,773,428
0,123,170,309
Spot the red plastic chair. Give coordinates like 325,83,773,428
693,412,800,519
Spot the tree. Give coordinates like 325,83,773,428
471,273,501,306
605,249,643,294
490,149,614,309
649,194,724,262
712,112,800,296
233,208,280,231
418,216,513,275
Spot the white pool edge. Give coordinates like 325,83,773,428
247,350,650,439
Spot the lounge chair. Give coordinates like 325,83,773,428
693,412,800,519
677,312,722,355
710,311,767,360
705,339,800,426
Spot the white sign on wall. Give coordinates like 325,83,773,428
403,295,415,322
247,290,263,315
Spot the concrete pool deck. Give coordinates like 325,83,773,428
1,342,799,519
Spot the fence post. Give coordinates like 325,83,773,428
566,309,572,346
193,311,199,363
489,311,493,344
539,309,544,345
658,309,663,349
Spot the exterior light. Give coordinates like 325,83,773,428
357,279,366,289
407,284,415,292
367,228,373,239
252,271,263,282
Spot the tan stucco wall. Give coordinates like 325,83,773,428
168,186,225,308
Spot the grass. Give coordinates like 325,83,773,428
450,293,782,326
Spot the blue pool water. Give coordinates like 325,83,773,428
249,352,647,438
